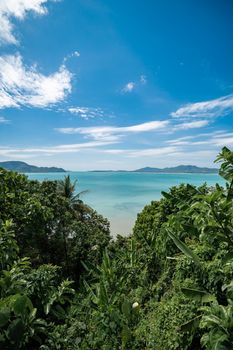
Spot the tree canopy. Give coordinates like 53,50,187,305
1,147,233,349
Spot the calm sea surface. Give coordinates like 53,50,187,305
26,172,225,236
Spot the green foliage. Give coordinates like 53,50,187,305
0,220,19,270
77,250,139,348
167,229,200,265
0,168,111,281
215,146,233,182
135,294,198,349
0,220,75,349
1,147,233,349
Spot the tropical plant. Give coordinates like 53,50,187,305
1,147,233,349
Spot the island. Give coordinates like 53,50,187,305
0,161,66,173
0,161,219,174
133,165,219,173
90,165,219,174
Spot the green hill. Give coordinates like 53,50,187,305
134,165,218,173
0,161,66,173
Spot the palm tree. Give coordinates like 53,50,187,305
57,175,89,275
58,175,90,215
58,175,82,205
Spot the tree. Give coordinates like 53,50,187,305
58,175,90,216
0,168,111,282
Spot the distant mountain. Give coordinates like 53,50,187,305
133,165,219,174
0,161,66,173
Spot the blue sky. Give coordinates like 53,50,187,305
0,0,233,170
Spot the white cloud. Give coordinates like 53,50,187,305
166,140,191,146
120,120,168,132
0,116,10,123
0,140,118,158
174,120,209,130
0,54,72,109
140,75,147,84
73,50,80,57
121,75,147,93
102,149,126,155
63,50,80,63
166,139,210,146
68,106,104,120
166,136,196,144
171,94,233,118
166,131,228,145
122,82,135,93
56,120,169,141
0,0,55,45
211,136,233,147
214,132,233,138
92,146,180,158
166,130,233,148
128,146,178,157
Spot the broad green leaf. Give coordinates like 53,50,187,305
0,308,10,327
167,230,200,265
13,295,32,315
181,288,216,303
179,315,201,332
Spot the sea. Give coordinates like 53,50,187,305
26,172,225,236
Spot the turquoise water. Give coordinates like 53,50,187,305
27,172,225,236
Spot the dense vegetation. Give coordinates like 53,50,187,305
1,147,233,349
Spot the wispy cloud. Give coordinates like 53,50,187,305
63,50,80,63
128,146,178,157
174,120,209,130
211,135,233,147
95,146,180,158
0,54,72,109
102,149,126,155
171,94,233,118
0,140,118,158
56,120,169,141
166,131,227,145
166,135,198,144
68,106,104,120
121,75,147,93
122,82,135,93
0,116,10,123
0,0,55,45
140,75,147,84
166,131,233,148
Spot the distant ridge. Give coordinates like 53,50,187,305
0,161,66,173
1,161,218,174
90,165,219,173
133,165,218,174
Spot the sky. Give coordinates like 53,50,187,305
0,0,233,170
